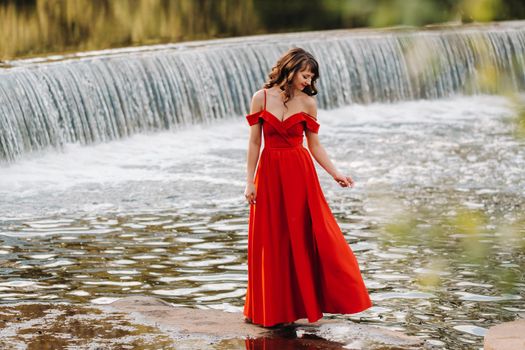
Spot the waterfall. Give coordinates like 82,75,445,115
1,22,524,163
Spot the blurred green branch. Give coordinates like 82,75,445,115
381,200,523,293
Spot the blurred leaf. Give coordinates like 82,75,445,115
417,258,447,288
371,0,429,27
460,0,503,22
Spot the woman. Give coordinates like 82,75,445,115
243,47,372,327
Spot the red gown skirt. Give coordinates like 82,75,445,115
243,108,372,327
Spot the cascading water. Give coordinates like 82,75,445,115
0,22,524,162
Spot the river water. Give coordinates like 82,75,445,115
0,94,523,349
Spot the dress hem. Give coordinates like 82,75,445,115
243,302,373,328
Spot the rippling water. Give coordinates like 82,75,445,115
0,95,524,348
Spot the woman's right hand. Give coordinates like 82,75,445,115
244,183,257,205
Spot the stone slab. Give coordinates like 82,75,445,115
484,319,525,350
106,296,428,349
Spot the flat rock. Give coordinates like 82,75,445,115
107,296,427,349
107,296,265,339
484,319,525,350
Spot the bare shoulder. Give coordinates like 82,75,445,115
252,89,266,101
249,89,266,113
300,93,317,119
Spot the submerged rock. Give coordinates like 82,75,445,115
295,323,426,349
0,301,175,349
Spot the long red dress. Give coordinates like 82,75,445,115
244,89,372,327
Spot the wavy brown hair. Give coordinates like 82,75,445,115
263,47,319,106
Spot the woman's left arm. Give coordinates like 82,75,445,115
305,98,354,188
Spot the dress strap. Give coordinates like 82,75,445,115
263,89,267,111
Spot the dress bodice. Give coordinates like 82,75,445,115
245,110,320,148
245,89,320,148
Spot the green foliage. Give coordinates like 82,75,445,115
510,97,525,139
2,0,525,60
0,0,261,60
380,201,524,294
369,0,450,28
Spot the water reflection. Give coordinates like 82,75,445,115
215,326,346,350
243,334,343,350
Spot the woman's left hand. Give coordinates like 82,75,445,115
333,172,355,188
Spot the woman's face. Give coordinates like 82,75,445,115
292,66,314,92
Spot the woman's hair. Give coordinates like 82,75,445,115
263,47,319,106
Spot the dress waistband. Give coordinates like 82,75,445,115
264,144,303,150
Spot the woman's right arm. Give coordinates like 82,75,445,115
245,90,264,204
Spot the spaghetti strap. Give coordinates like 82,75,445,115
263,89,267,111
